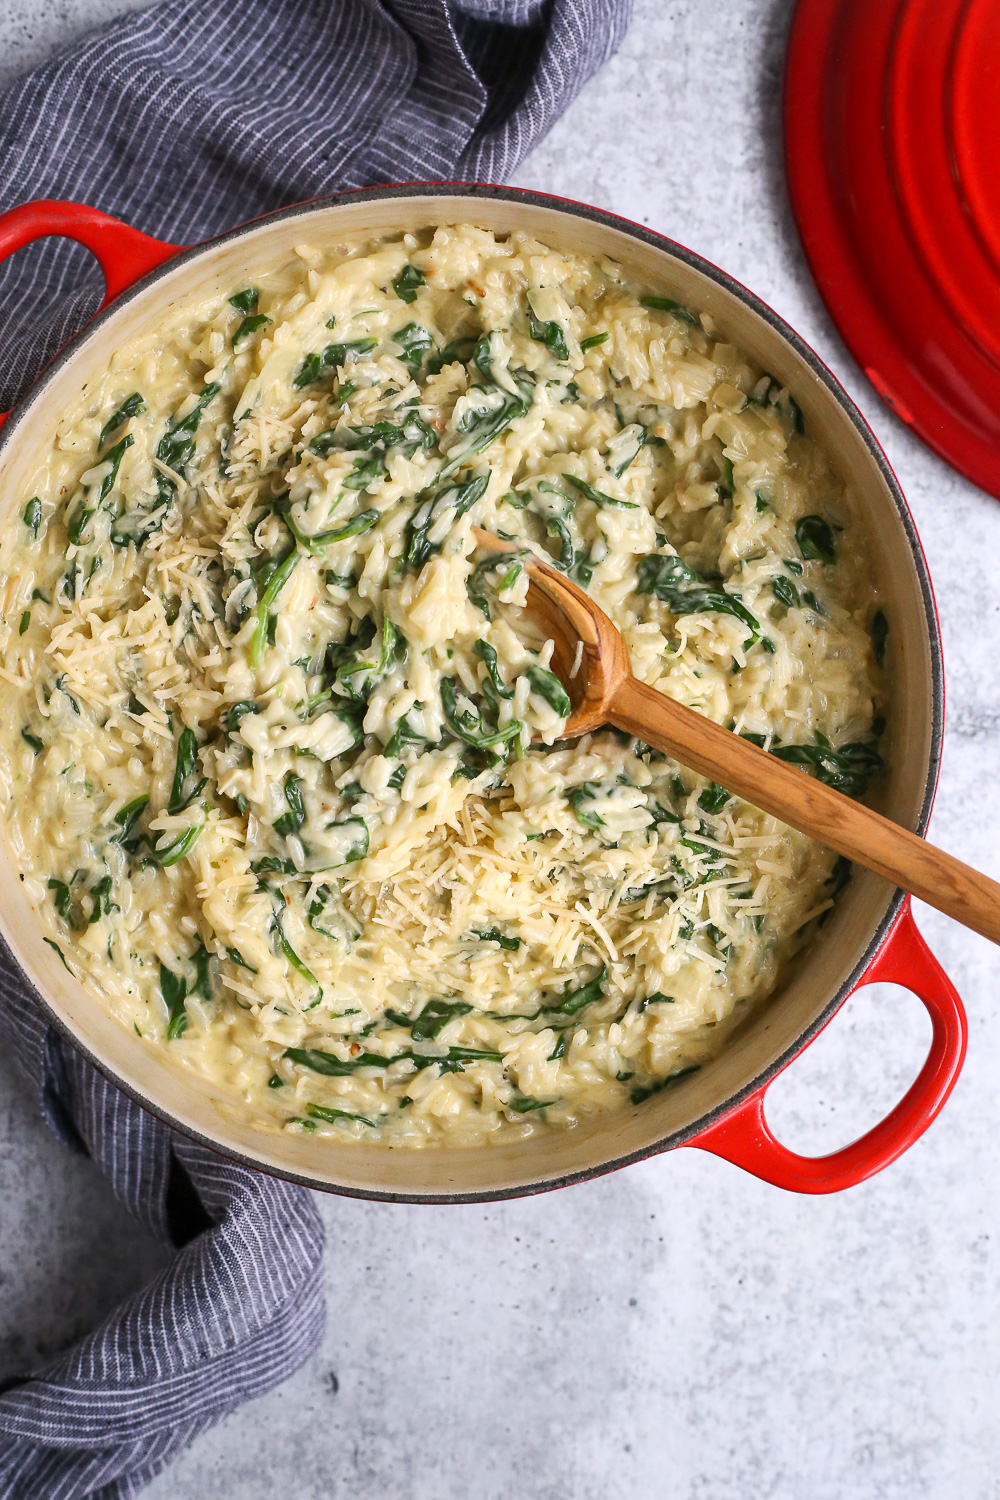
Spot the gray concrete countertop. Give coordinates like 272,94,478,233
1,3,998,1496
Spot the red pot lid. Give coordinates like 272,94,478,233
784,0,1000,499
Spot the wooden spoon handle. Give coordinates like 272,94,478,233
609,674,1000,946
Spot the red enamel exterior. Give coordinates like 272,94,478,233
693,901,966,1191
784,0,1000,500
0,194,968,1195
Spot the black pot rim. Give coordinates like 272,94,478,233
0,182,944,1204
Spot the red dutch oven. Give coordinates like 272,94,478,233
0,185,967,1202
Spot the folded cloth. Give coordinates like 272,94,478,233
0,0,632,1495
0,960,326,1499
0,0,631,412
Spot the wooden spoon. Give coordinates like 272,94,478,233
472,527,1000,947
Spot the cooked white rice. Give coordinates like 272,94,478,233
0,224,887,1146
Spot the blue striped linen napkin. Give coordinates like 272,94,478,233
0,0,632,1495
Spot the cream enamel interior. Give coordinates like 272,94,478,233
0,192,935,1198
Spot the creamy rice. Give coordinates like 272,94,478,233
0,224,887,1146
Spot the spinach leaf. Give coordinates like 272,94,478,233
440,677,522,751
405,472,489,569
156,383,219,482
392,264,425,303
526,299,569,361
566,784,603,830
19,611,30,636
425,1046,502,1073
55,675,81,715
471,927,520,951
293,339,378,389
550,965,607,1016
438,374,533,480
22,728,43,754
342,454,386,491
580,332,609,352
88,874,114,923
772,574,800,610
43,937,73,973
112,384,217,548
226,700,258,733
697,782,731,814
393,322,433,373
273,918,322,1004
228,288,260,314
307,885,360,944
98,392,145,449
306,1103,377,1127
285,1046,393,1076
640,294,695,324
23,497,42,539
635,553,760,641
563,472,638,509
274,773,305,837
228,946,257,971
47,878,77,929
468,556,498,619
631,1064,700,1104
279,496,381,555
233,313,271,346
307,816,369,870
399,998,474,1041
771,734,883,796
526,663,571,717
507,1095,552,1113
473,639,513,699
167,727,202,814
383,714,429,758
191,941,213,1003
331,615,398,702
110,794,149,848
253,857,298,877
325,640,368,711
68,433,134,545
426,336,478,375
309,414,435,460
796,515,836,564
543,513,575,571
161,963,189,1040
249,546,298,668
473,332,501,376
606,422,663,478
151,821,203,867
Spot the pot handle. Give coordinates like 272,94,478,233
689,899,967,1193
0,198,181,429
